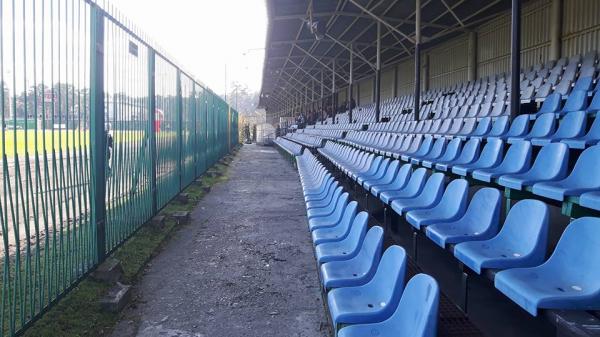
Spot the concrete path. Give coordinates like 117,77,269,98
112,144,329,337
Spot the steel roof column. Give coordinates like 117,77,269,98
510,0,521,120
550,0,562,61
332,59,336,124
414,0,421,122
349,47,354,124
320,71,325,122
375,22,382,123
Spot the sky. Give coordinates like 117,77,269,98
113,0,268,96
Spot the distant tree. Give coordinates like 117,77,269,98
223,82,259,115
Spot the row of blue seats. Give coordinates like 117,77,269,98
284,133,324,148
274,137,304,156
358,109,600,149
326,140,600,211
316,143,600,317
295,151,439,337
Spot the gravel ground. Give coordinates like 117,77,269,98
111,144,329,337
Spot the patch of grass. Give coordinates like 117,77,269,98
20,150,237,337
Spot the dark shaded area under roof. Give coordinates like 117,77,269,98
259,0,521,115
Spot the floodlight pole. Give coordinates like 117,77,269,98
348,46,354,124
414,0,421,122
375,22,382,123
510,0,521,120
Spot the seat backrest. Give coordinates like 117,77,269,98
573,76,593,92
500,140,532,170
545,217,600,286
368,245,407,301
554,110,587,138
567,145,600,187
391,274,440,337
439,137,463,161
563,90,588,113
528,113,556,137
476,138,504,166
587,90,600,112
456,138,481,163
505,114,530,138
358,226,384,265
488,116,510,137
460,188,502,234
400,168,430,196
418,173,446,204
392,164,413,189
344,212,369,252
428,137,447,158
499,199,549,256
527,142,569,181
538,93,561,114
473,117,492,135
433,179,469,218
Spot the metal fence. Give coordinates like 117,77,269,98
0,0,239,335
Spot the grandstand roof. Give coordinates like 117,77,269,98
259,0,520,114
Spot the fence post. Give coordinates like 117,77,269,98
148,49,157,215
90,4,107,263
176,70,183,190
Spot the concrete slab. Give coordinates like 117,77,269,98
111,144,328,337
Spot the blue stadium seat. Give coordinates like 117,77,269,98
328,246,407,328
358,158,392,187
390,173,445,216
580,192,600,211
307,187,347,219
410,137,447,165
498,143,569,190
315,212,369,264
401,136,434,162
454,200,549,274
494,114,529,140
495,217,600,316
585,90,600,114
371,164,412,198
535,93,561,117
461,117,492,140
435,138,481,172
472,141,532,183
320,226,384,290
532,145,600,201
422,137,462,168
352,156,384,181
311,201,359,245
507,113,556,144
308,193,351,231
426,188,502,248
338,274,439,337
364,160,401,192
394,135,424,160
306,186,343,210
405,179,469,229
556,90,588,116
562,114,600,149
380,168,429,205
531,110,587,146
452,138,504,176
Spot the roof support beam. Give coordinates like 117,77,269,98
509,0,521,119
348,0,415,44
324,33,375,70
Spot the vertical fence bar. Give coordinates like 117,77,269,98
148,49,157,214
176,70,183,190
90,4,106,263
